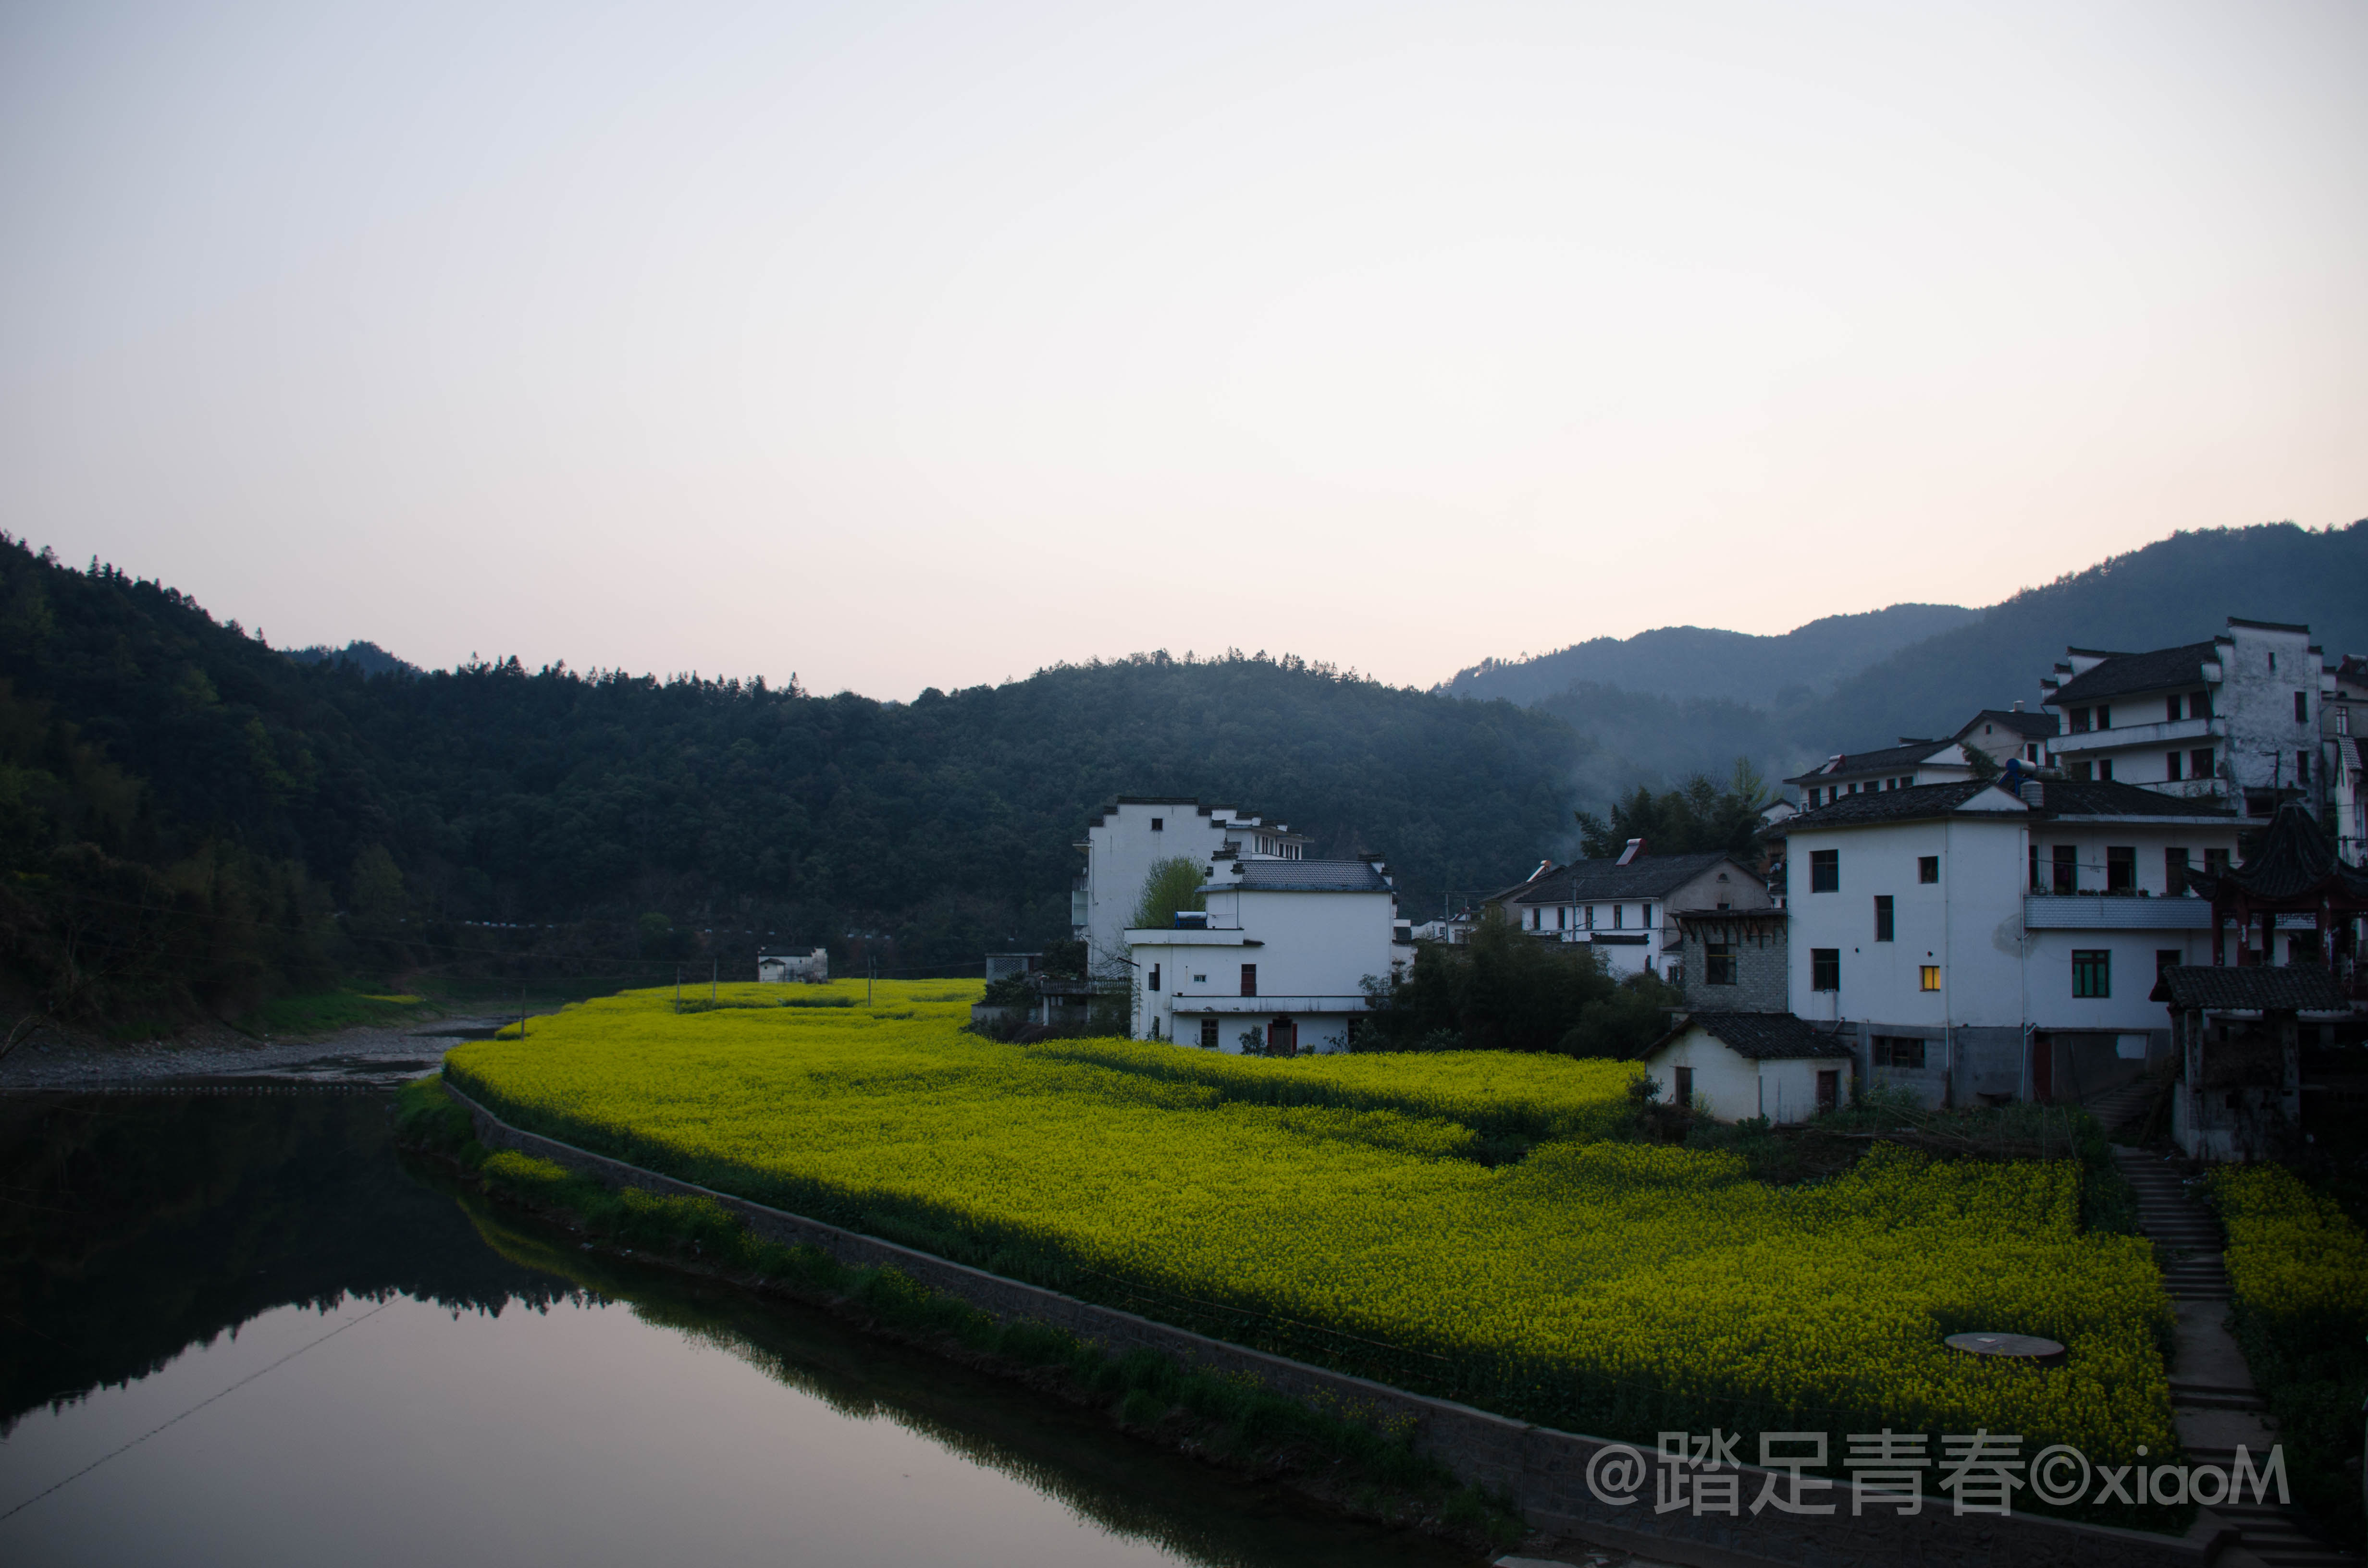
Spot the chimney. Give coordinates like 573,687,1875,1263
2010,699,2024,711
1617,839,1644,866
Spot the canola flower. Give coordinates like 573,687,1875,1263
446,981,2176,1467
2209,1164,2368,1339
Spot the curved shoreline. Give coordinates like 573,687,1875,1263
438,1074,2224,1568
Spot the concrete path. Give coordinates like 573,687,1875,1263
2114,1145,2358,1568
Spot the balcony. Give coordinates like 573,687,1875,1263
2053,715,2220,753
2023,894,2213,930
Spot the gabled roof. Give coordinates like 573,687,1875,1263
1644,1012,1856,1061
1783,777,2238,831
2045,641,2218,707
2188,801,2368,903
1783,780,2004,828
1956,708,2059,742
2150,964,2352,1012
1505,851,1746,905
1210,859,1392,893
1784,739,1961,784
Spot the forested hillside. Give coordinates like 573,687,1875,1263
0,536,1586,1024
1439,602,1977,708
1451,521,2368,793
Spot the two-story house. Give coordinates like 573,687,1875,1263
1498,848,1772,980
1073,798,1307,973
2039,618,2333,814
1128,857,1408,1054
1783,777,2239,1108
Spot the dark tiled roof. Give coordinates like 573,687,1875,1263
1785,777,2237,831
2029,780,2239,819
1213,859,1392,892
1648,1012,1856,1061
1505,851,1745,904
1784,780,1999,827
1957,709,2059,742
2151,964,2352,1012
1784,739,1953,784
2046,641,2218,707
2187,801,2368,902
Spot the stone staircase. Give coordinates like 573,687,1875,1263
2111,1148,2359,1568
2082,1076,2158,1142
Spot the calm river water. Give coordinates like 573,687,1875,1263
0,1090,1477,1568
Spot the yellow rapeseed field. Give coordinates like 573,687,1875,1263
445,980,2175,1464
2210,1164,2368,1337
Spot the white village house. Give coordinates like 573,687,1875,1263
1638,1012,1856,1124
1072,797,1306,976
1778,776,2242,1107
1128,856,1412,1054
1495,846,1772,980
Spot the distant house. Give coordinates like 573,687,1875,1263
757,948,828,983
1953,705,2059,769
2038,617,2331,815
1675,908,1787,1010
984,952,1043,982
1495,846,1771,980
1129,857,1408,1054
1639,1012,1855,1124
1787,739,1984,810
2327,654,2368,862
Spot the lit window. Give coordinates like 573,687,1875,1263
1919,966,1940,992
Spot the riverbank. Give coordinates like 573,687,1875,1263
392,1075,1531,1561
0,1012,518,1090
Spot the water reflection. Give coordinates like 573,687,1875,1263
0,1092,1473,1568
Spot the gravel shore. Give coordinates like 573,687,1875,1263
0,1014,518,1090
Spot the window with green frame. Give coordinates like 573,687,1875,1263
2072,949,2110,998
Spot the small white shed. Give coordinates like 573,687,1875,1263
1639,1012,1856,1125
757,948,829,983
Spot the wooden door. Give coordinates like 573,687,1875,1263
1268,1017,1297,1057
1816,1069,1839,1113
2031,1035,2053,1102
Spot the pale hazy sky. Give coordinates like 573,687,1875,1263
3,1,2361,698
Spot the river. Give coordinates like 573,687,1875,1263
0,1089,1479,1568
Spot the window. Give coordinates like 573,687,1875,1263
2070,707,2091,734
2204,847,2231,877
1192,974,1206,984
1344,1016,1363,1046
1239,964,1257,997
1874,895,1894,942
2192,688,2211,718
2071,760,2094,782
1148,964,1161,992
2096,705,2111,729
1198,1017,1219,1048
2166,847,2190,896
2025,743,2040,762
1704,943,1737,985
2191,748,2214,781
2297,751,2309,784
2165,751,2182,782
2106,846,2135,892
2028,845,2040,890
2098,758,2114,783
1918,855,1939,884
1612,905,1624,929
1673,1066,1693,1105
1919,966,1941,992
2295,691,2309,723
1873,1035,1926,1069
2166,694,2183,723
1148,817,1163,832
1585,906,1596,930
1809,849,1838,893
1641,903,1654,930
2052,845,2076,894
1811,949,1840,992
1557,906,1568,930
2072,949,2110,999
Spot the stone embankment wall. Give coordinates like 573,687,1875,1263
443,1078,2223,1568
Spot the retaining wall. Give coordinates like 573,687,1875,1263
442,1076,2230,1568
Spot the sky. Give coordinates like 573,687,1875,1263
2,0,2362,699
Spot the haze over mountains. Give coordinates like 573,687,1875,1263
1444,521,2368,796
